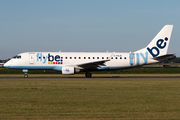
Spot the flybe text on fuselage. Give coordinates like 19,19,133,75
147,37,168,57
36,53,63,64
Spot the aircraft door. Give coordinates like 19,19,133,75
29,53,35,64
129,53,135,66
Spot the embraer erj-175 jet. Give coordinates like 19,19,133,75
4,25,176,77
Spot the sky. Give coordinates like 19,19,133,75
1,0,180,59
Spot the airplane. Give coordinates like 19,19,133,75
4,25,176,78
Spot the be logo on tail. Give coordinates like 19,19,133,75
147,37,168,57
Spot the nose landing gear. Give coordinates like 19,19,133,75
24,73,28,78
23,69,28,78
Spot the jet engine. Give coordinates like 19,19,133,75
62,66,80,75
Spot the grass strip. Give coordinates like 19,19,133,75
0,79,180,119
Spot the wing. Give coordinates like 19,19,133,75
78,59,109,68
77,52,115,69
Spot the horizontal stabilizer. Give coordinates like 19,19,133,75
152,53,176,60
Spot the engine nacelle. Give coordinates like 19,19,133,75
74,68,80,73
62,66,80,75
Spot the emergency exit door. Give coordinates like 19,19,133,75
29,53,35,64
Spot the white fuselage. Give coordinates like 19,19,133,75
4,51,159,71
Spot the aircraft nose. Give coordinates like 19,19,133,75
4,61,10,68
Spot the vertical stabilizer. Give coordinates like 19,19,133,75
135,25,173,58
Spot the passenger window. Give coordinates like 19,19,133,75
84,57,86,59
61,57,63,59
65,57,67,59
102,57,104,59
116,57,117,59
56,56,60,59
97,57,99,59
124,57,126,59
74,57,76,59
88,57,90,59
93,57,95,59
48,56,54,60
120,57,122,59
79,57,81,59
111,57,113,59
70,57,72,59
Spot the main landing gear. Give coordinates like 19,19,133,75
85,72,92,78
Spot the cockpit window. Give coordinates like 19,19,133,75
17,56,21,59
12,55,18,58
12,55,21,59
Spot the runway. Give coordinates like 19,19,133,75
1,77,180,80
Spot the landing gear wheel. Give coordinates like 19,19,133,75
85,72,92,78
24,73,28,78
